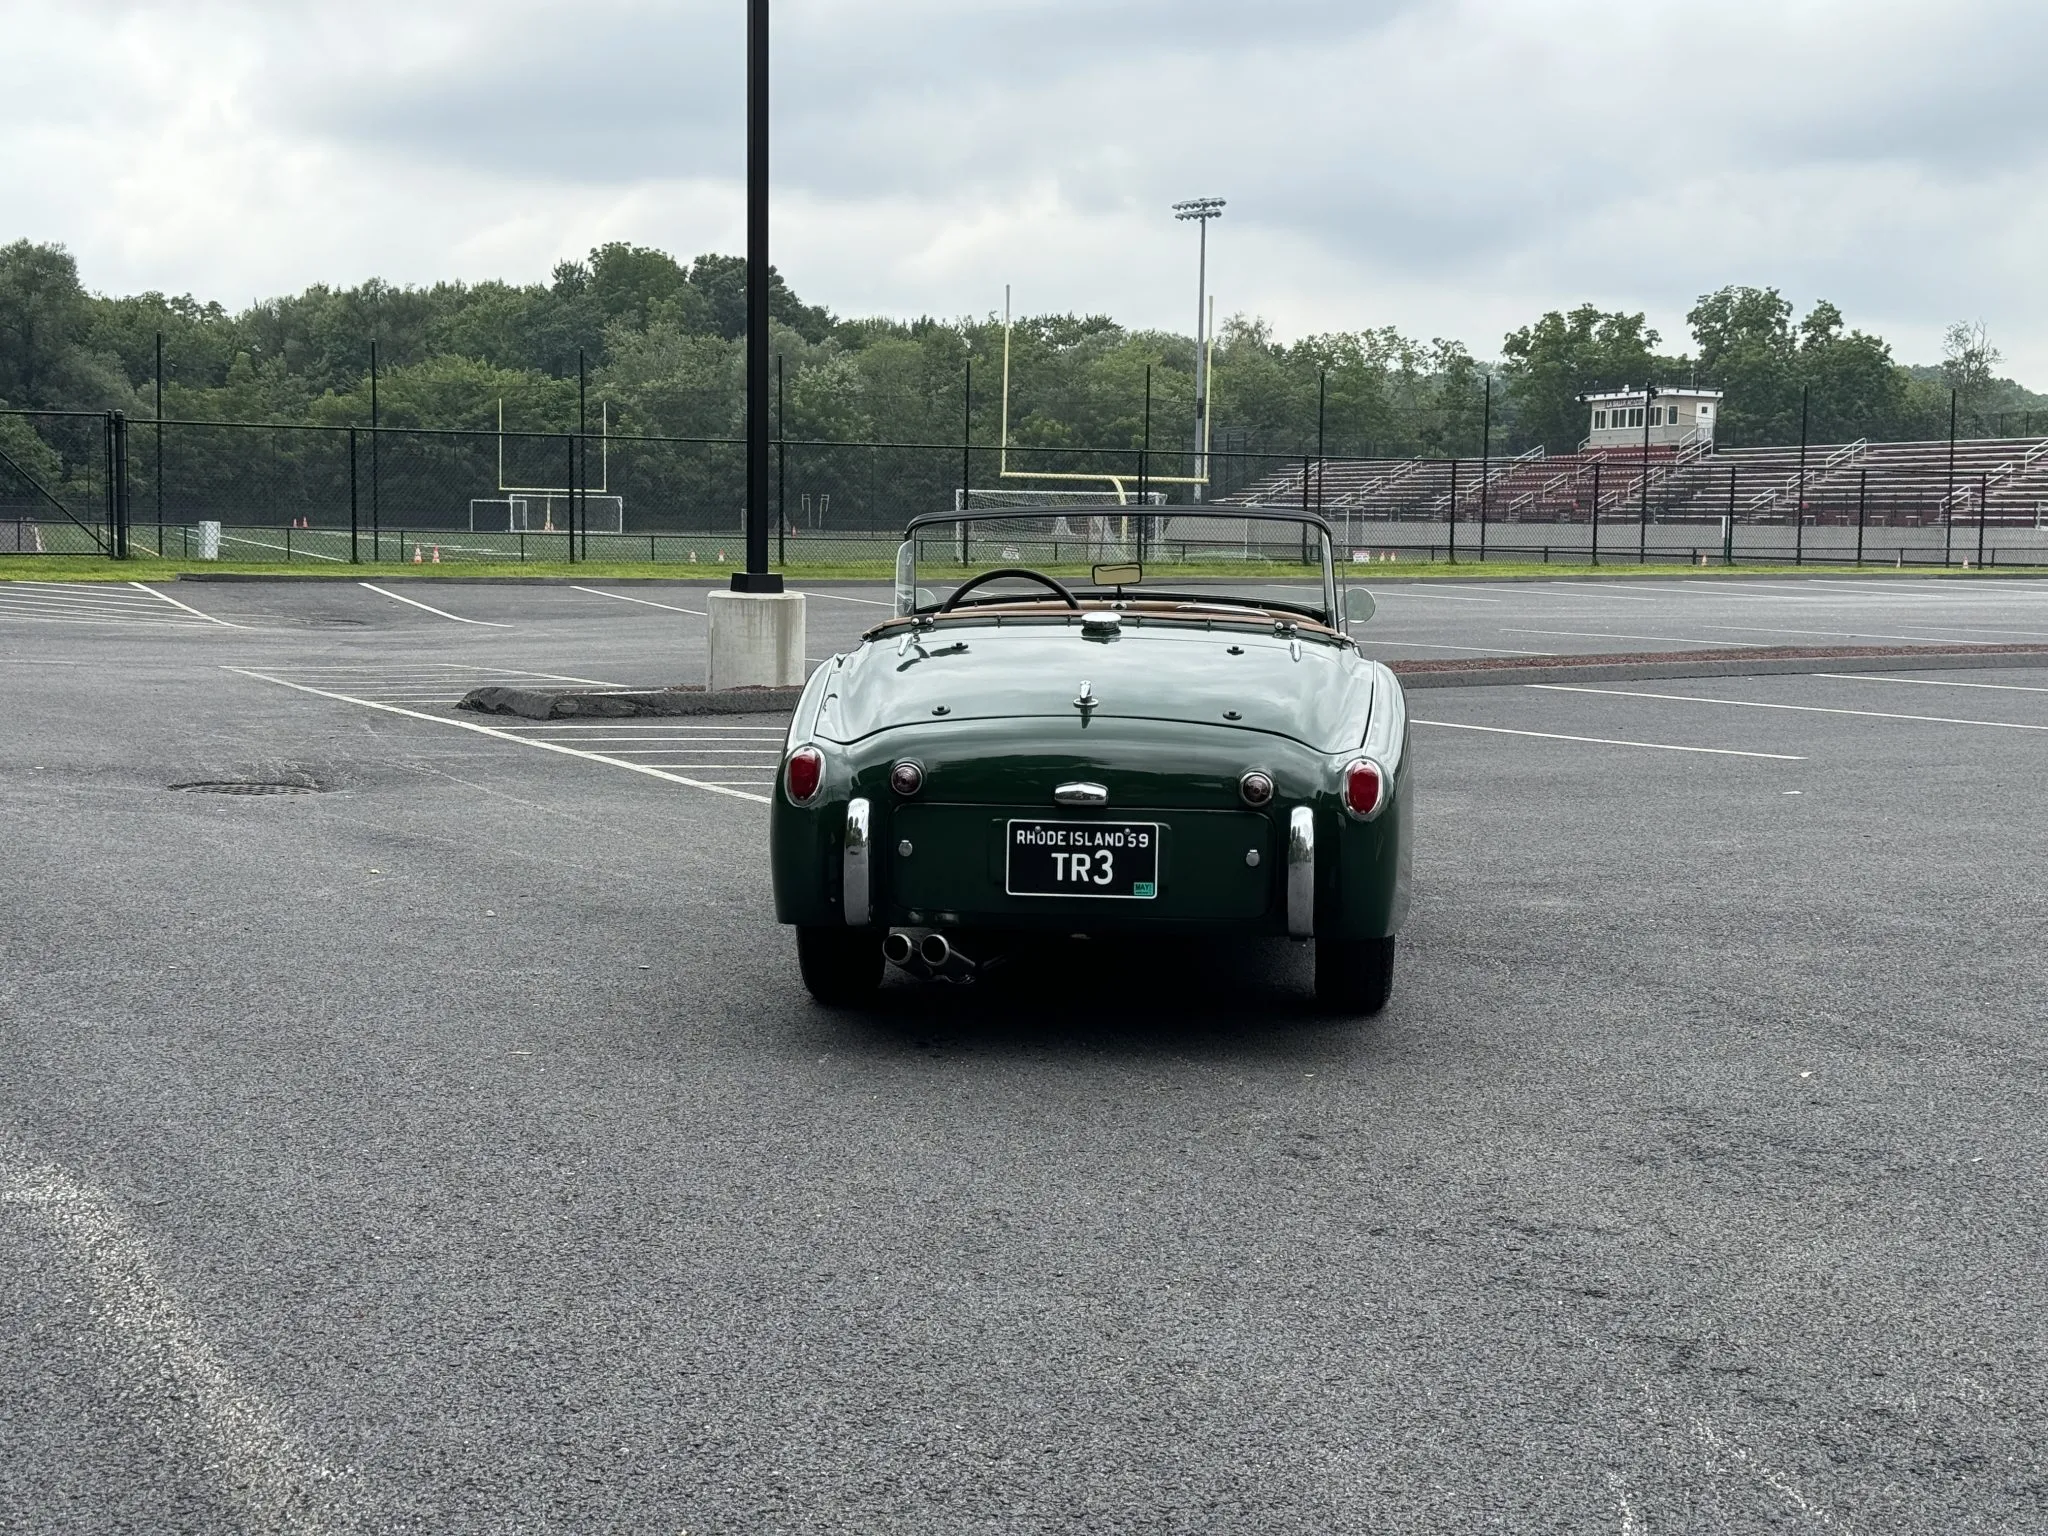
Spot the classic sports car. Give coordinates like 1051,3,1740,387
770,508,1413,1012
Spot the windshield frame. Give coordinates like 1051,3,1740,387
896,506,1341,627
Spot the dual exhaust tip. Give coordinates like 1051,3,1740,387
882,930,977,983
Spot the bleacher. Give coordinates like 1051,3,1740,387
1222,436,2048,529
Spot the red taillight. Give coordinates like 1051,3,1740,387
1343,759,1384,817
785,747,824,804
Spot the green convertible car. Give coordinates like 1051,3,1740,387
770,508,1413,1012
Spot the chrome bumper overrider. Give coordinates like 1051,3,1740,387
844,797,872,925
1286,805,1314,939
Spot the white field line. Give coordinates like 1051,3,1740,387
1530,683,2048,732
1815,672,2048,695
793,588,892,605
1412,717,1805,760
1502,627,1765,649
357,582,512,627
217,531,348,563
571,585,707,616
1,1153,355,1531
225,668,772,805
128,581,244,628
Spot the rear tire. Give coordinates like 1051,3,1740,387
796,925,884,1005
1315,934,1395,1015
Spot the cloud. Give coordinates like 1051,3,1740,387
3,0,2045,378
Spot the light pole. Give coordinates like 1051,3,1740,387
705,0,803,692
735,0,781,593
1173,197,1224,502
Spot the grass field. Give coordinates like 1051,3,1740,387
6,554,2044,585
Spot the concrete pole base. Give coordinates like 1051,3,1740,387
706,589,807,692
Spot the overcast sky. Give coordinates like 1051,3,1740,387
5,0,2044,378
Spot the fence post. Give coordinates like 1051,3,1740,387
1978,472,1988,567
1590,462,1601,566
154,331,165,555
1794,384,1809,567
369,340,380,558
109,412,131,559
777,355,788,567
1724,466,1737,566
1855,467,1865,567
348,427,360,564
565,434,576,565
1478,376,1490,562
1446,457,1458,565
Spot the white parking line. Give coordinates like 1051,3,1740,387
1374,590,1505,604
1412,718,1805,760
358,583,512,627
224,669,771,804
1815,673,2048,696
1530,683,2048,733
794,589,893,606
128,582,244,628
1,1150,353,1531
1356,638,1552,656
571,585,707,616
1503,628,1763,648
1699,622,2045,646
0,608,211,630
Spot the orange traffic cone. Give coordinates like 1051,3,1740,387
431,546,441,563
413,545,423,563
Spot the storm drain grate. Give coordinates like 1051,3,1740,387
169,780,323,796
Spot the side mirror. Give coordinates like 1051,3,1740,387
1344,587,1376,626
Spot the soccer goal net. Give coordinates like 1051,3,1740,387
469,494,624,534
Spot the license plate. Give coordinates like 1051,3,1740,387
1006,820,1160,899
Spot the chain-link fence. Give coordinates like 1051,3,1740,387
3,409,2046,568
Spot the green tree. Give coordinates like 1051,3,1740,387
1687,286,1798,444
1795,301,1905,441
0,240,92,406
1499,305,1663,452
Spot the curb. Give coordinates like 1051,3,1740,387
460,685,805,720
465,646,2046,717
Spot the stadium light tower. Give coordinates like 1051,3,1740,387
1173,197,1225,502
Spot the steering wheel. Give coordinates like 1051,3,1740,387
938,567,1079,612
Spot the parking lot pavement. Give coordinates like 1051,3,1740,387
3,578,2047,1534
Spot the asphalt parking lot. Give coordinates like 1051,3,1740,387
3,574,2046,1534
